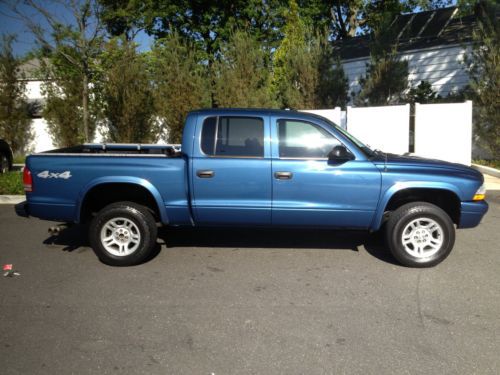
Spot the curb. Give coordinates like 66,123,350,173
472,164,500,179
0,195,25,204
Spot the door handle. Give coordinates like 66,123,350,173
274,171,293,180
197,170,215,178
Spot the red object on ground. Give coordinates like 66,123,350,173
3,264,13,271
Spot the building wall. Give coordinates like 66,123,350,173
343,44,470,101
25,80,44,99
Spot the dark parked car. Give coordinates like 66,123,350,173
0,139,13,174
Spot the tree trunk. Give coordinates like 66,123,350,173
82,73,89,142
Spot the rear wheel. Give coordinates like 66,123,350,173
385,202,455,267
89,202,158,266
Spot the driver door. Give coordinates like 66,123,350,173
271,117,381,228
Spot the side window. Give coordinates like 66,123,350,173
201,116,264,157
278,120,341,159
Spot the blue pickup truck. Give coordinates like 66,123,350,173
15,109,488,267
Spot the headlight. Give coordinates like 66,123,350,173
473,184,486,201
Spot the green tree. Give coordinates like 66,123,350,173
355,8,409,106
273,1,348,109
98,0,456,44
42,52,99,147
98,39,157,143
213,31,275,108
405,80,441,103
466,0,499,159
317,45,350,109
0,35,32,154
100,0,286,63
271,0,307,108
151,34,210,143
12,0,105,143
355,53,408,106
307,0,452,40
100,0,288,107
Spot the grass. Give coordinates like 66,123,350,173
0,171,24,195
473,159,500,170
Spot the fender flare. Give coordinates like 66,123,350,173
75,176,168,224
370,181,462,231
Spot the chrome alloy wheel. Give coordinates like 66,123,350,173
401,218,444,258
100,217,141,256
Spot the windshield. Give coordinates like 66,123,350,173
321,119,376,157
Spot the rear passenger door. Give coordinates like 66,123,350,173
192,115,272,225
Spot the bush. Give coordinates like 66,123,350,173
473,159,500,170
0,171,23,195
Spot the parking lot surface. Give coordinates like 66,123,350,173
1,193,499,374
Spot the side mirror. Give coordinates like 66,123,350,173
328,145,354,164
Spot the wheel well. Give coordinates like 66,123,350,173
80,183,160,223
385,188,460,225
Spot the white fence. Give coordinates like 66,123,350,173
414,101,472,166
346,104,410,155
303,100,473,166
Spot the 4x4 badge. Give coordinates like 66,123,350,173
37,170,72,179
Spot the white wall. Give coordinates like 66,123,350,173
414,101,472,165
343,44,470,101
346,104,410,155
29,118,55,153
25,80,43,99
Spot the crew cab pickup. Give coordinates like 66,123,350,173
15,109,488,267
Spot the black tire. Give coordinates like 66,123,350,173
89,201,158,266
385,202,455,268
0,153,8,174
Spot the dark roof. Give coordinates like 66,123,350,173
334,7,478,60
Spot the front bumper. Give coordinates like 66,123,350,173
459,200,489,228
15,201,29,218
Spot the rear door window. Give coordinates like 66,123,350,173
201,116,264,157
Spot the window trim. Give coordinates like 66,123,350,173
199,115,266,159
276,118,349,161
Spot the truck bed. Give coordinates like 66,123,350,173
24,144,190,225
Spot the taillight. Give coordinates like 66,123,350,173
23,167,33,192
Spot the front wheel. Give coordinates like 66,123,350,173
89,202,158,266
385,202,455,267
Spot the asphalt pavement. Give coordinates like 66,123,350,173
0,193,499,375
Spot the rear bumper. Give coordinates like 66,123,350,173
459,200,489,228
15,200,29,218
